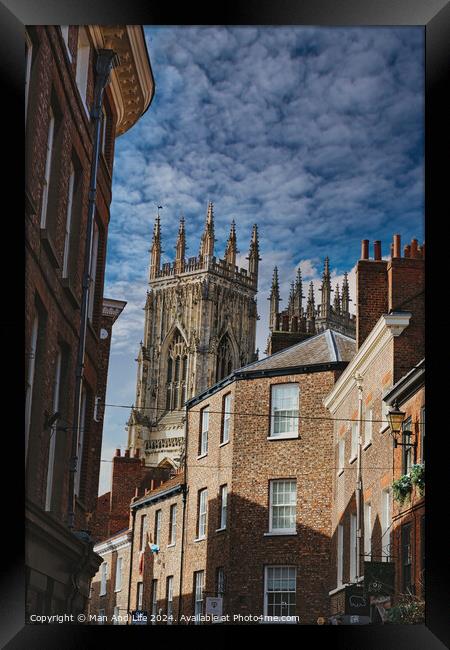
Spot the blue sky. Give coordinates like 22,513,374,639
98,26,424,495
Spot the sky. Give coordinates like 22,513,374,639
98,26,424,495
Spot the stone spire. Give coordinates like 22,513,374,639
333,282,341,314
320,256,332,318
306,281,316,333
224,220,237,266
199,201,215,258
174,216,186,273
288,281,295,315
293,267,303,315
247,224,261,279
269,266,280,330
341,271,350,315
149,214,161,280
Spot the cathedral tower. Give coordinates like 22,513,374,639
127,203,259,466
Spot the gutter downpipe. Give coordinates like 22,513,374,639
178,405,189,624
68,49,118,530
127,506,137,624
355,372,364,582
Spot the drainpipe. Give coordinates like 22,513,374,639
355,373,364,581
127,507,137,625
178,406,189,623
68,49,119,530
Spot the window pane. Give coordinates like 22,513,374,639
270,384,299,437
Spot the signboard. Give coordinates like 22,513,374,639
131,610,148,625
344,585,370,617
364,561,395,596
205,596,223,618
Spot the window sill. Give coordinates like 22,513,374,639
40,228,60,269
194,536,206,543
197,453,208,460
267,435,299,441
61,277,80,310
349,455,357,464
264,531,297,537
219,440,230,448
167,543,176,548
363,440,372,450
379,425,390,434
337,469,344,477
216,527,226,533
114,588,121,593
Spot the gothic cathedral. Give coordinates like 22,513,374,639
126,202,260,467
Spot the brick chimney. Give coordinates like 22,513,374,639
356,239,388,349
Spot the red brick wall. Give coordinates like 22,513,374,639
356,259,388,350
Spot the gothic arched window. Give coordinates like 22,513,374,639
216,334,234,382
165,331,188,412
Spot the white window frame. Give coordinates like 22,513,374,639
98,608,105,625
151,579,158,621
194,571,204,624
337,524,344,587
45,346,62,511
113,605,119,625
264,566,297,621
114,556,122,592
219,485,227,530
337,438,345,476
222,393,231,444
40,107,55,228
199,407,209,456
100,561,108,596
269,383,299,439
167,575,174,624
74,383,87,497
60,26,72,61
169,504,177,546
154,509,162,547
197,488,207,539
25,32,33,124
350,513,357,582
87,220,99,322
75,26,90,115
136,581,143,609
269,479,297,535
350,422,358,461
364,502,372,560
25,314,39,459
62,163,75,278
381,488,392,562
380,397,390,433
140,514,147,551
364,408,373,447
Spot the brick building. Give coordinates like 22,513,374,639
179,329,355,624
323,235,424,624
383,359,425,602
25,25,154,617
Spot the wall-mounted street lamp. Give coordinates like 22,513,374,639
387,400,415,449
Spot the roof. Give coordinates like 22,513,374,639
132,472,185,509
187,328,356,408
239,329,356,374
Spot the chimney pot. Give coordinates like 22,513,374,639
134,449,140,458
374,240,382,261
115,448,121,457
361,239,369,260
410,239,419,258
124,449,130,458
393,234,401,258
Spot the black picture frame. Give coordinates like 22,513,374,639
4,0,449,647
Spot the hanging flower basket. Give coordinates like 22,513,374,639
392,474,412,504
410,463,425,496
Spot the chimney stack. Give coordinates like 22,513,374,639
361,240,369,260
393,234,401,258
373,240,382,261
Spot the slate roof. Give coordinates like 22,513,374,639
239,329,356,374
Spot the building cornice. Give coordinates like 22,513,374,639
323,312,412,412
94,532,131,555
88,25,154,137
383,359,425,407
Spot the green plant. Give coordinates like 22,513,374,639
386,595,425,624
392,474,412,504
410,463,425,496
